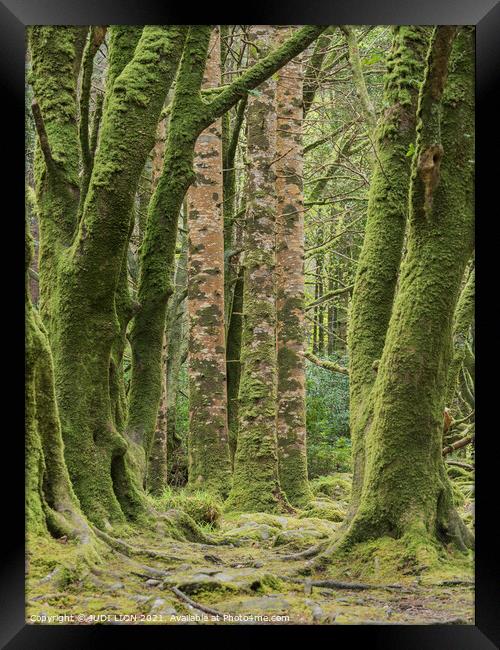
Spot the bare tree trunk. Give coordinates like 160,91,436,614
275,27,311,506
227,26,290,513
186,28,232,497
147,117,169,495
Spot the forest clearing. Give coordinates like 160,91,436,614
25,24,475,625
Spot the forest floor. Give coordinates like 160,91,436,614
26,474,474,626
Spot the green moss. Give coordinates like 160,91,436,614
347,26,430,517
310,474,352,500
300,499,345,523
249,574,285,594
30,26,188,529
340,28,474,552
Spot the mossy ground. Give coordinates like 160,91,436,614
26,473,473,625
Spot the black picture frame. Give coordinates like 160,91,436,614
2,1,498,647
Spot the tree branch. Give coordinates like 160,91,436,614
304,351,349,375
203,25,328,125
442,431,475,456
306,284,354,311
31,100,54,169
340,25,377,133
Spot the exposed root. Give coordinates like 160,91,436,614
170,586,225,618
92,526,183,562
278,542,327,561
282,576,410,592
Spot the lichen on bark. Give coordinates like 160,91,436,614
226,26,290,514
186,28,232,497
275,27,311,507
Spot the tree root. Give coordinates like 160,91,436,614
282,576,409,592
92,526,183,562
278,542,328,561
170,586,225,618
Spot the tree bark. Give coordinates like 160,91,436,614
275,27,311,506
186,27,232,497
30,26,187,528
227,26,290,513
346,27,430,520
341,27,474,552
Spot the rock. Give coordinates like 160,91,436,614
224,523,278,543
145,579,161,587
149,598,178,617
306,599,324,622
132,595,151,604
299,500,345,522
273,527,327,550
229,596,291,613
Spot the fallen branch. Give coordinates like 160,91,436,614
310,579,405,592
442,433,475,456
284,576,407,592
304,351,349,375
445,459,474,471
171,586,225,618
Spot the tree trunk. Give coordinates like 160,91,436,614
226,266,244,465
146,117,170,496
342,27,474,552
186,27,232,497
227,26,289,513
30,26,188,528
125,24,327,473
166,214,189,486
446,267,475,406
25,225,91,544
346,27,430,520
275,28,311,506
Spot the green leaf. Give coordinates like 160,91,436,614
362,53,382,66
406,142,416,158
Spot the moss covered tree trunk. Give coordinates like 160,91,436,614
341,27,474,551
227,26,289,513
166,215,189,485
25,226,91,544
30,26,187,528
275,28,311,507
186,28,232,496
346,26,430,520
446,266,475,407
127,27,212,466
